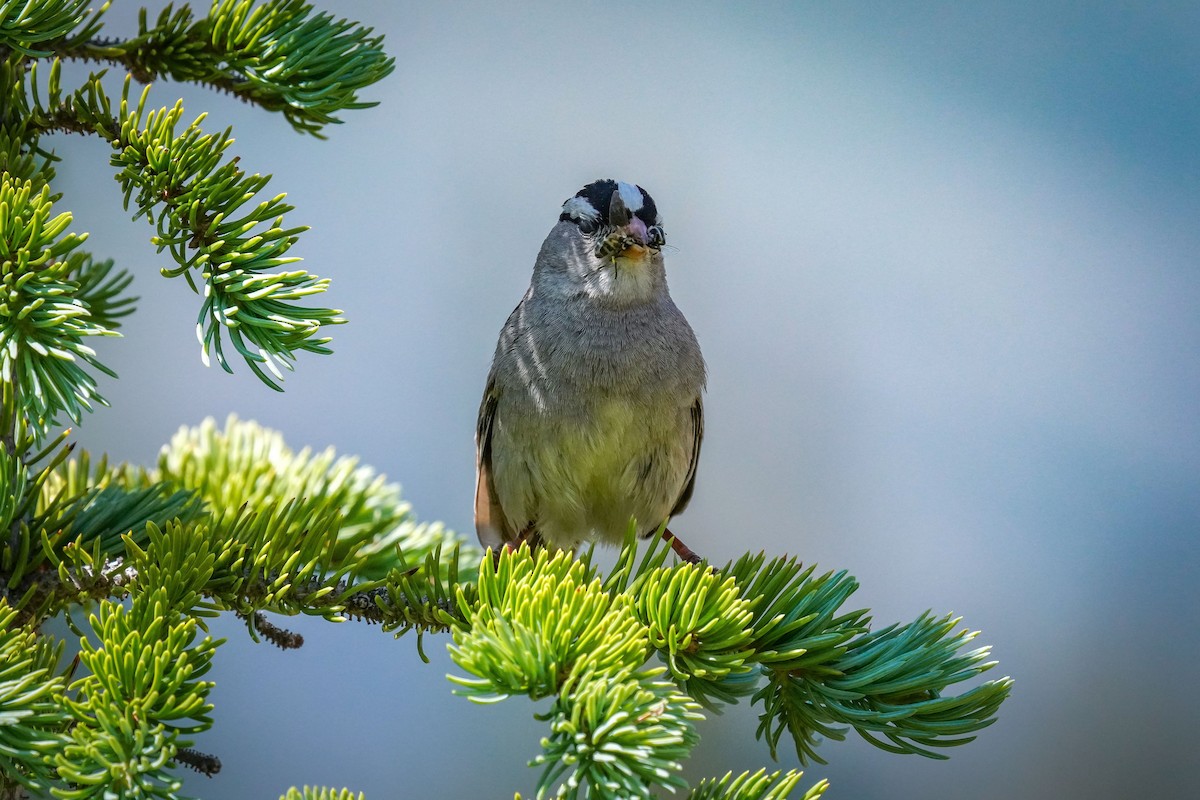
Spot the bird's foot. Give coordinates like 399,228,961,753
661,527,703,565
495,523,541,562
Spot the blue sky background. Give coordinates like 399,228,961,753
48,2,1198,798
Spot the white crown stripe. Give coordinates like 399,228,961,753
616,181,644,214
561,195,600,222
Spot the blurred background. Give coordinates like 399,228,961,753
48,1,1197,798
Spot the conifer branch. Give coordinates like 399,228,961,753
0,600,68,793
444,539,1012,798
687,769,828,800
0,0,102,59
0,414,1011,800
280,788,364,800
54,585,220,796
0,172,119,426
0,2,390,393
23,62,345,389
55,1,395,137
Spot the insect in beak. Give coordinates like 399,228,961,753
595,192,651,259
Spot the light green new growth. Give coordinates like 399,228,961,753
280,788,364,800
0,601,68,793
0,174,119,427
438,539,1010,799
688,769,828,800
0,2,1013,799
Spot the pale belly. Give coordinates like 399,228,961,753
492,398,691,548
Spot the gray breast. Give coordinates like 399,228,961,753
498,292,705,417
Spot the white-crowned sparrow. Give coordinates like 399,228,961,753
475,179,706,561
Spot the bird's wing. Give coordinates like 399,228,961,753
474,379,512,548
670,397,704,516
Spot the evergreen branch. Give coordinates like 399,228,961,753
628,558,758,707
26,538,137,622
1,446,202,622
767,613,1013,760
727,553,868,676
68,253,136,330
9,417,471,639
156,416,476,578
280,788,364,800
447,540,1012,795
0,108,57,191
0,0,101,58
0,172,119,428
371,543,475,650
71,598,220,739
0,599,68,794
450,545,648,702
732,553,1011,764
687,769,828,800
132,494,443,634
59,0,395,137
199,499,370,623
51,484,202,555
24,62,344,389
532,669,704,800
55,584,220,798
113,78,337,389
124,519,218,617
3,482,196,621
0,441,27,552
50,525,222,797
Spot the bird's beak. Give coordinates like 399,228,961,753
625,216,649,247
608,192,650,254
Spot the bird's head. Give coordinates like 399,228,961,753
559,179,666,262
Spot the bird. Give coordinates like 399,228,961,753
474,179,706,562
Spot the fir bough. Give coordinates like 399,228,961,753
442,539,1011,800
0,2,1012,799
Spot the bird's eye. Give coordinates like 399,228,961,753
647,225,666,249
577,218,599,235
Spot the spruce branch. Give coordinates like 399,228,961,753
371,543,476,657
156,416,473,580
48,522,222,797
533,668,704,799
55,585,221,798
687,769,828,800
754,612,1011,763
445,539,1011,798
0,0,103,58
2,443,201,623
0,599,68,794
4,2,395,392
21,59,345,389
0,171,119,428
8,481,200,622
69,253,136,330
628,558,758,705
449,546,648,702
280,788,364,800
3,416,469,633
57,0,395,137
